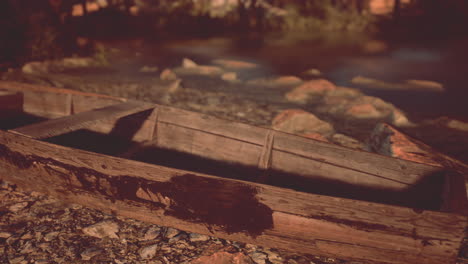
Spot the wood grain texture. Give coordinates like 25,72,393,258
10,101,155,139
0,130,465,264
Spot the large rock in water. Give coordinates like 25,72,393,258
285,79,336,104
271,109,334,137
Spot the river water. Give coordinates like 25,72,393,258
105,32,468,121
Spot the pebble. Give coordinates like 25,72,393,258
249,251,268,264
82,220,119,239
189,233,210,242
0,232,12,238
44,231,59,242
164,227,180,239
9,202,29,213
139,244,159,259
142,226,161,241
80,247,103,261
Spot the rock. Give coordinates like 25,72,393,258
9,257,26,264
345,103,384,119
390,109,412,127
167,79,182,94
43,231,59,242
272,109,334,136
249,252,268,264
189,233,210,242
139,244,159,259
182,58,198,68
22,61,49,75
445,119,468,132
174,65,224,76
330,134,365,150
302,68,322,77
362,40,388,54
140,66,159,73
190,252,253,264
212,59,258,69
0,232,12,238
264,250,283,264
285,79,336,104
81,247,103,261
221,72,238,82
61,57,97,68
82,220,119,239
405,80,444,92
247,76,302,87
160,68,178,81
8,202,29,213
22,57,100,75
351,76,445,92
142,226,161,241
367,123,442,167
164,227,180,239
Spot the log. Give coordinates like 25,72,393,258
0,130,465,264
11,101,155,139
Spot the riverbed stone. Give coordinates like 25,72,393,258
160,68,178,81
212,59,258,70
182,58,198,68
191,251,254,264
139,244,159,259
82,220,119,239
285,79,336,104
272,109,334,136
247,76,302,87
345,103,384,119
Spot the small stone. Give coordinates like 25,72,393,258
80,247,103,261
345,103,383,119
189,233,210,242
140,65,158,73
264,250,283,264
0,232,12,238
164,227,180,239
142,226,161,241
286,79,336,104
191,252,253,264
9,202,29,213
139,244,159,259
160,68,178,81
272,109,334,136
212,59,258,69
9,257,26,264
182,58,198,68
44,231,59,242
82,220,119,239
446,119,468,132
249,252,268,264
303,68,322,76
221,72,238,82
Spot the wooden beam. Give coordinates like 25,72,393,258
10,101,155,139
0,130,465,264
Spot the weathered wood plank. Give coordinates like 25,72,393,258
0,130,465,264
11,101,155,139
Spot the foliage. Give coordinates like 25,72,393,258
270,1,376,33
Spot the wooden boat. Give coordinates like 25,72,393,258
0,81,466,264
